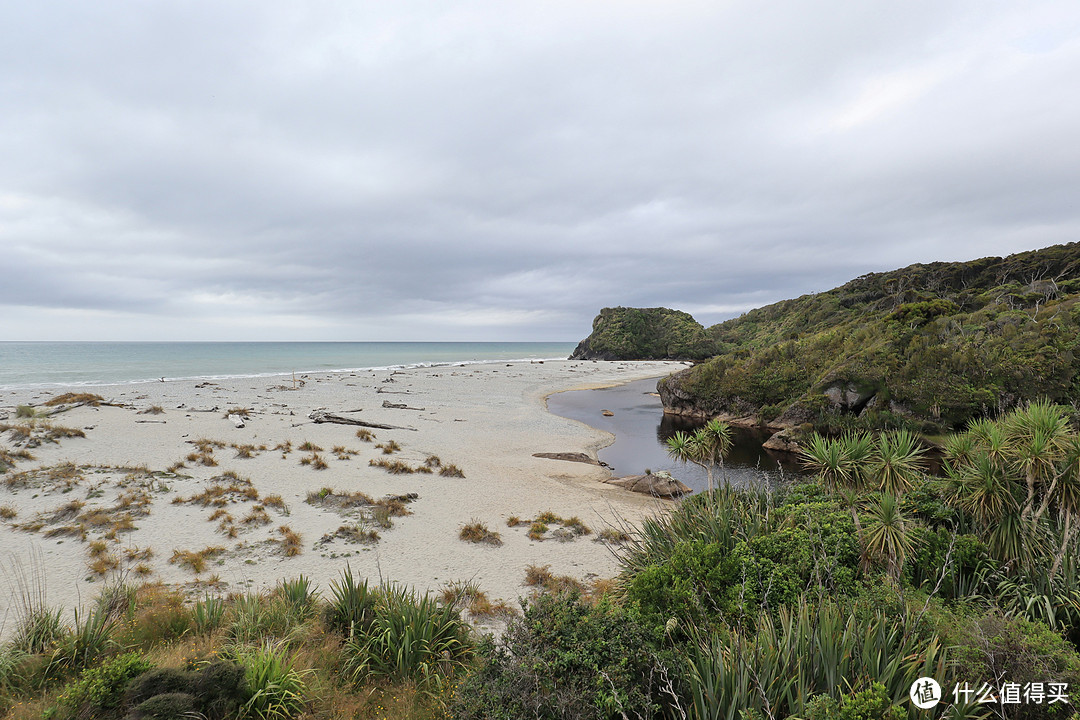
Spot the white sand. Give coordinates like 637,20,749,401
0,360,686,632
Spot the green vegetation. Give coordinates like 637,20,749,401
6,401,1080,719
571,306,718,361
646,242,1080,433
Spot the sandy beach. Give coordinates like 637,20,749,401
0,359,686,633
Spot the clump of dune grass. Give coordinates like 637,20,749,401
263,494,288,513
0,445,34,473
596,527,631,544
278,525,303,557
439,579,516,620
524,564,553,587
242,506,272,526
274,440,293,457
562,516,592,536
368,458,421,474
375,440,401,455
536,510,562,524
169,546,225,574
231,443,259,458
506,515,524,527
298,440,323,452
527,521,549,541
0,504,17,520
439,463,465,478
459,520,502,546
523,564,589,596
124,546,154,562
355,428,375,442
305,487,375,509
15,405,37,418
138,405,165,415
224,406,253,419
300,452,329,469
318,524,380,546
332,445,359,460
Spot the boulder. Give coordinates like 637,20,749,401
604,471,690,499
762,428,801,454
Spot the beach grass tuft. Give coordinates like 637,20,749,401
459,520,502,546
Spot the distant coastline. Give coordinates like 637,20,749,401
0,341,576,390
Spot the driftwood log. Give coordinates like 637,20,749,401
381,400,425,411
308,410,417,431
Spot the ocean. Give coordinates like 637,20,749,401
0,342,577,390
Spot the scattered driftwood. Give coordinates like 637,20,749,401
604,472,690,499
308,410,417,431
135,420,167,424
376,387,411,394
381,400,425,411
533,452,604,466
37,399,123,417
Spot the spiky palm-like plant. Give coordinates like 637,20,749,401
666,419,733,493
861,493,915,581
868,429,927,496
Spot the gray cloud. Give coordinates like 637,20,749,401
2,1,1079,340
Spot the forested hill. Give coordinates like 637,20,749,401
652,242,1080,434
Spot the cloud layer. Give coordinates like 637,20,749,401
3,1,1080,340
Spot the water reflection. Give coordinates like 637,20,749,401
547,377,805,493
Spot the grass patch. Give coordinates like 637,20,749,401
439,463,465,478
459,520,502,546
169,546,226,574
278,525,303,557
597,527,631,544
375,440,401,455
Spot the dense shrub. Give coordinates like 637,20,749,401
452,591,674,720
54,651,154,718
941,613,1080,720
624,487,860,626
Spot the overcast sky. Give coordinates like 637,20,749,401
2,1,1079,341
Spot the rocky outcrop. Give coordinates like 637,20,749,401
571,307,716,361
604,471,690,499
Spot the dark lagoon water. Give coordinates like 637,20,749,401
546,377,804,493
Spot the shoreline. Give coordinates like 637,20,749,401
0,359,683,634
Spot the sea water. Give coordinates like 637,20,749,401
0,342,576,390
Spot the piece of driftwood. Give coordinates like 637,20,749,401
228,414,246,428
37,400,117,417
381,400,425,411
308,410,416,431
532,452,602,466
135,420,167,424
